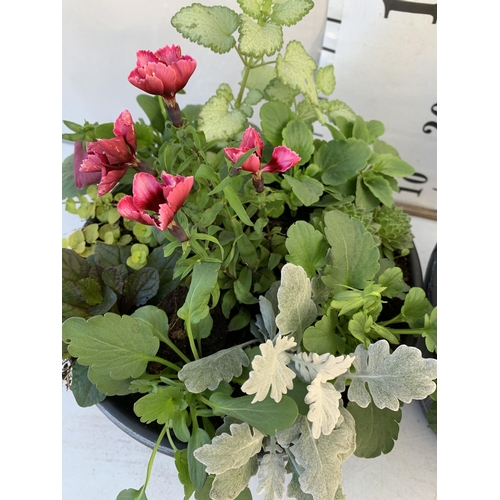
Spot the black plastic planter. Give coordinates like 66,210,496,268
97,245,425,455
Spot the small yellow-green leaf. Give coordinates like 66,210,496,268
239,15,283,58
270,0,314,27
316,65,336,95
171,4,239,54
276,41,318,107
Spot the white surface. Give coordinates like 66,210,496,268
61,212,437,500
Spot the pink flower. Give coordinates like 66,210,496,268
80,110,139,196
73,141,101,190
224,127,301,192
128,44,197,127
117,172,194,240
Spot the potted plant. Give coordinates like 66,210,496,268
62,1,437,499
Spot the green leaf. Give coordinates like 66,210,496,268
175,449,196,500
283,175,324,207
362,171,394,207
401,287,430,320
210,393,298,436
321,99,356,123
136,95,165,133
378,266,407,299
348,402,402,458
316,65,336,95
285,221,328,277
275,263,318,344
189,427,212,489
322,210,380,290
87,367,134,396
62,313,159,379
70,361,106,407
422,307,437,353
62,248,90,282
147,246,181,302
319,138,371,186
224,185,254,226
134,386,187,424
239,15,283,57
124,267,160,308
260,101,296,146
178,344,250,393
199,84,247,141
116,488,148,500
276,40,318,107
263,77,297,106
371,153,415,178
171,4,239,54
177,261,221,324
270,0,315,26
303,311,345,356
246,65,277,92
62,154,87,200
131,306,170,344
282,119,315,166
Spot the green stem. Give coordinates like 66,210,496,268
152,330,191,364
165,427,179,453
384,327,428,335
148,356,182,371
234,63,252,109
185,319,200,360
139,424,168,498
197,395,214,408
378,314,404,327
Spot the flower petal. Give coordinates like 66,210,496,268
261,146,301,173
96,168,129,196
224,148,261,173
240,127,264,158
113,110,136,153
163,174,194,212
73,142,101,189
131,172,166,212
117,195,155,226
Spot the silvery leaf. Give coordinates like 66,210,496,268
257,440,286,500
241,335,297,403
293,352,354,383
178,344,250,393
275,263,318,343
304,378,343,439
210,455,258,500
335,339,438,410
193,422,264,475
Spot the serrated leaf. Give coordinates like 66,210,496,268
62,248,90,281
193,422,264,475
177,261,221,324
257,442,286,500
62,313,159,379
239,15,283,57
319,138,371,186
293,351,353,384
171,4,239,54
316,65,335,95
178,344,250,393
246,65,277,92
285,221,328,277
241,335,296,403
199,84,247,142
347,401,402,458
276,411,356,500
263,77,297,106
321,100,356,123
70,361,106,407
275,263,318,343
378,266,406,298
304,378,343,439
134,386,187,424
422,307,437,353
131,306,169,344
210,392,299,436
335,340,438,410
76,278,103,305
211,455,258,500
271,0,314,26
237,0,263,19
276,41,318,107
322,211,380,290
